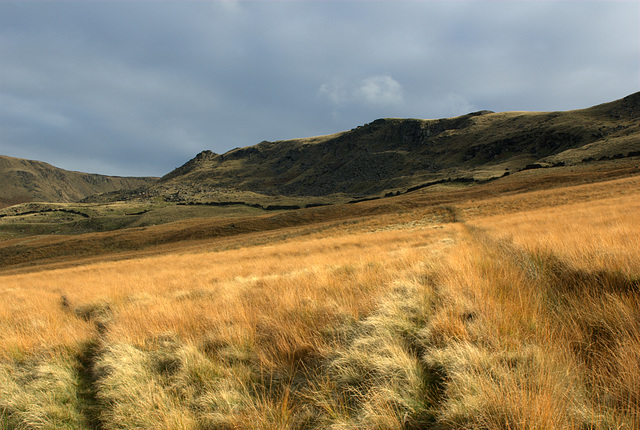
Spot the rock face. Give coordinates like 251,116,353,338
0,155,157,206
153,92,640,201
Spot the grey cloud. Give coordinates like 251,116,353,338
0,1,637,177
318,75,404,107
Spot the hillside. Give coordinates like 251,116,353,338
1,156,637,271
1,163,639,429
0,155,157,207
4,93,639,209
145,92,640,204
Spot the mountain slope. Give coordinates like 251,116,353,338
0,155,157,207
152,92,640,203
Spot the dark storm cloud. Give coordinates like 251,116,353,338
1,1,638,176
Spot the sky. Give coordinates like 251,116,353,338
1,1,638,177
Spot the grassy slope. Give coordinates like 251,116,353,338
0,157,637,272
1,163,639,429
0,154,157,207
148,92,640,203
0,200,268,239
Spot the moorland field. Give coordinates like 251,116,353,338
1,157,639,429
1,93,639,429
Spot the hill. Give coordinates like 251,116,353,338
0,155,157,207
143,92,639,204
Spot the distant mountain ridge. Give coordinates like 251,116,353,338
0,155,157,207
3,92,639,208
150,92,640,203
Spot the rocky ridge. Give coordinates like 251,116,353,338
150,92,640,203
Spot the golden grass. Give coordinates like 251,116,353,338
1,178,639,429
425,193,640,428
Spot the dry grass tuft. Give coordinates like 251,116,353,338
0,353,87,430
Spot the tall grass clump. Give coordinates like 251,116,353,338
310,279,442,429
0,353,88,430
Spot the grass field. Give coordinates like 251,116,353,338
0,201,271,238
1,169,639,429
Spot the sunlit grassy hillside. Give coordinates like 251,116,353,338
1,175,639,429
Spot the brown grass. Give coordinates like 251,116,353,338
1,171,639,429
425,193,640,428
